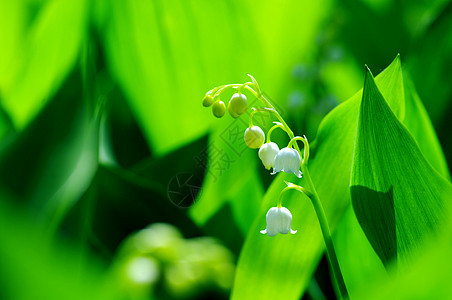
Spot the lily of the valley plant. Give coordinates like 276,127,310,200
202,75,349,299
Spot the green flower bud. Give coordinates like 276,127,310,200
202,95,214,107
212,100,226,118
229,93,248,115
244,126,265,149
228,100,239,118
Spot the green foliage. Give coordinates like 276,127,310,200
0,70,97,220
0,192,120,300
231,55,451,299
101,0,332,155
0,0,87,128
335,56,451,298
351,67,452,265
354,189,452,299
408,3,452,123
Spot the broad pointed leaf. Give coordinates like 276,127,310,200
335,57,450,297
350,67,452,265
2,0,87,128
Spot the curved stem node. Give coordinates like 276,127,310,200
288,136,310,165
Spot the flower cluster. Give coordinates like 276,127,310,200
201,76,348,298
202,75,309,237
203,91,249,119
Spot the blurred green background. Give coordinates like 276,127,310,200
0,0,451,299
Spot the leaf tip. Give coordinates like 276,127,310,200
394,53,402,66
386,54,402,75
364,65,375,83
364,64,373,75
362,65,380,109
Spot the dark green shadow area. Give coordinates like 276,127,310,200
0,69,89,205
203,203,243,255
62,165,201,257
351,185,396,268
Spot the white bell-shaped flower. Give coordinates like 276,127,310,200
260,207,297,237
271,147,302,178
258,142,280,170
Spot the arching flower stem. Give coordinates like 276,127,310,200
265,122,290,143
288,136,310,165
211,82,252,98
248,107,276,127
242,85,298,147
281,182,349,300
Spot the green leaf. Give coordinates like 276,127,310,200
189,116,264,236
354,192,452,300
0,101,14,142
350,67,452,266
402,72,450,180
333,206,387,293
0,1,25,99
0,70,97,224
0,191,120,300
1,0,87,128
102,0,239,155
408,3,452,124
334,56,450,297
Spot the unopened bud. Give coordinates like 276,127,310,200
212,100,226,118
228,102,239,118
229,93,248,115
202,95,214,107
244,126,265,149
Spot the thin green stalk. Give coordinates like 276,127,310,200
302,167,349,299
248,107,276,127
266,123,288,143
282,174,348,299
